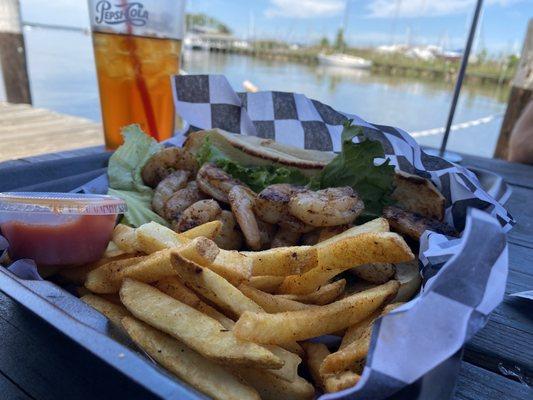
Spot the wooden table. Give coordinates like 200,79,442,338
0,149,531,400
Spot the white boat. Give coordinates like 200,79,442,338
317,53,372,69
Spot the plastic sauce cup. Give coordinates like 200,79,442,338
0,193,127,267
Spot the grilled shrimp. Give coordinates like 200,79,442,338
151,170,190,217
257,219,276,249
142,147,198,188
271,228,301,248
164,181,205,221
228,186,261,250
174,199,222,232
196,163,246,203
214,210,243,250
255,184,313,233
288,187,364,227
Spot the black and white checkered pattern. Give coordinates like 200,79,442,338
173,75,513,399
172,74,515,234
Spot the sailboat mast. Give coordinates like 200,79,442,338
341,0,349,53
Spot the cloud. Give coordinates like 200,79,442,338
265,0,344,18
366,0,522,18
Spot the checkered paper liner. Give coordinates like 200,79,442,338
172,74,514,399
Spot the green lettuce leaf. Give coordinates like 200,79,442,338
107,125,168,227
316,121,395,218
196,137,310,192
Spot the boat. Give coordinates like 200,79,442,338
317,53,372,69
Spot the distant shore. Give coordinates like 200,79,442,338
202,45,515,87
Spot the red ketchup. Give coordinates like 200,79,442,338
0,193,127,267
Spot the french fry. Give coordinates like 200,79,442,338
239,284,313,313
234,368,315,400
210,250,253,286
302,342,360,393
176,237,220,266
248,275,285,293
119,279,283,369
122,317,260,400
103,240,128,258
393,261,422,302
180,220,222,240
242,246,318,277
302,342,329,390
154,276,301,382
316,218,389,247
170,251,263,317
119,249,175,284
278,279,346,305
112,224,138,253
279,232,413,295
60,253,133,285
320,303,404,375
234,281,399,344
351,263,396,284
135,222,190,253
81,294,130,329
323,370,360,393
84,255,148,293
154,276,235,330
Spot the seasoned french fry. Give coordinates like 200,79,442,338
84,255,148,293
234,368,315,400
321,303,404,375
239,284,313,313
176,237,220,266
351,263,396,284
81,294,130,329
122,317,260,400
302,342,360,393
279,279,346,305
302,342,330,391
248,275,285,293
279,232,413,295
323,370,360,393
210,250,253,286
180,220,222,240
119,249,175,284
234,281,399,344
60,253,133,285
103,240,128,258
263,345,302,383
112,224,138,253
135,222,190,253
119,279,282,369
242,246,318,277
170,251,263,317
154,276,235,330
316,218,389,247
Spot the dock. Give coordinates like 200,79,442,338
0,102,104,162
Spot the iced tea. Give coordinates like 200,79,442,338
92,31,181,149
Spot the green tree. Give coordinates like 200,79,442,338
319,36,330,48
185,13,232,34
334,28,346,51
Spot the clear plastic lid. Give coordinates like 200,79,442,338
0,193,127,215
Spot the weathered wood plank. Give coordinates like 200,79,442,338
0,291,163,400
0,369,34,400
454,362,532,400
0,102,104,162
505,185,533,249
462,155,533,189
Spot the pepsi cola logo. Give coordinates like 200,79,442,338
95,1,149,27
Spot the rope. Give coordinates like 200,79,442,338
411,113,503,138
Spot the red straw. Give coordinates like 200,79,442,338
121,0,159,140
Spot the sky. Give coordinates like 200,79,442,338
20,0,532,54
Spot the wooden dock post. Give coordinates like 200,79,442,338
494,19,532,160
0,0,32,104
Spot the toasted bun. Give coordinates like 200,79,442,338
184,129,334,177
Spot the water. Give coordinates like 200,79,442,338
12,28,509,157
